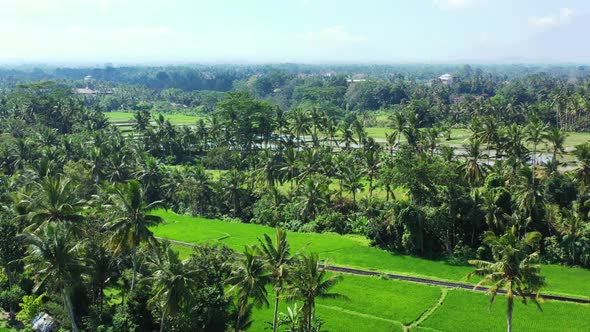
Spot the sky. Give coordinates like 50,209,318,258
0,0,589,64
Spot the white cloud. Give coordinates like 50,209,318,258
298,26,367,43
529,8,577,28
432,0,484,10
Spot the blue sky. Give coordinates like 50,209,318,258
0,0,589,64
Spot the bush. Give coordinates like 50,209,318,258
311,212,349,234
16,293,45,324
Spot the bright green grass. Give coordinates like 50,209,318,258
170,239,590,332
104,112,201,125
151,210,590,298
248,274,439,331
365,127,590,151
422,288,590,332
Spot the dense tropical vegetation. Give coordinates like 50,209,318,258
1,64,590,331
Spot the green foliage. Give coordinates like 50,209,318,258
16,293,45,323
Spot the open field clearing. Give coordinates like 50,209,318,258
151,210,590,298
153,211,590,331
249,275,441,331
103,111,201,125
421,288,590,332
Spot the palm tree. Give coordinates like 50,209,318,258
133,109,151,132
24,223,84,332
499,124,529,163
339,121,356,150
221,169,246,218
480,116,499,162
144,243,199,332
104,180,163,291
341,165,365,205
291,108,311,146
279,147,299,193
364,148,380,197
255,150,280,190
525,118,548,185
478,188,508,232
467,228,545,332
296,176,329,222
286,253,344,332
258,229,298,332
573,143,590,191
227,245,271,332
27,176,85,230
514,166,544,235
460,139,488,187
554,206,584,265
422,127,440,156
389,111,406,146
545,128,567,162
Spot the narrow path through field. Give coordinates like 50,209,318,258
403,289,447,331
160,238,590,304
316,304,401,325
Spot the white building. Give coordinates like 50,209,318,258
439,73,453,85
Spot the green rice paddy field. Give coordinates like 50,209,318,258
367,127,590,151
151,210,590,332
104,111,201,125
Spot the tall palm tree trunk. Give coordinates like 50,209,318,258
160,311,166,332
532,143,537,186
506,295,513,332
7,268,14,321
131,242,138,291
272,289,280,332
63,288,79,332
308,299,315,332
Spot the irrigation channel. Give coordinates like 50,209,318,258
159,238,590,304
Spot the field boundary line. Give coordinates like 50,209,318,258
161,237,590,304
316,303,402,326
405,288,447,331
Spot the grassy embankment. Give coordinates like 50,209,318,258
151,210,590,298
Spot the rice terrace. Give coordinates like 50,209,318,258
3,1,590,332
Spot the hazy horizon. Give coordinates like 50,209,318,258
1,0,589,65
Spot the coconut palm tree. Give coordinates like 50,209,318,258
480,116,499,162
221,168,246,218
279,147,299,193
389,111,406,146
554,206,584,265
255,150,280,190
296,176,329,222
460,139,488,187
258,229,298,332
291,108,311,146
514,166,544,235
573,143,590,191
545,128,567,162
286,253,345,332
500,124,529,163
27,176,85,230
364,148,380,197
341,165,365,205
144,242,200,332
339,121,356,150
104,180,163,291
467,227,545,332
227,245,271,332
478,188,508,233
24,223,84,332
525,118,548,185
